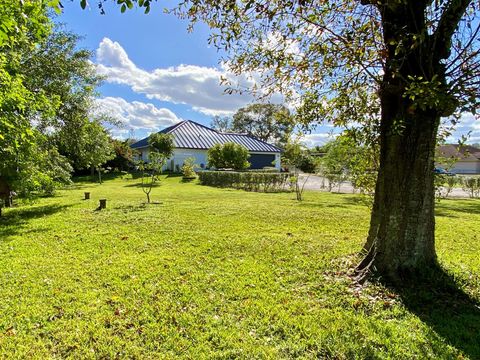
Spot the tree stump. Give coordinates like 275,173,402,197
99,199,107,210
84,192,90,200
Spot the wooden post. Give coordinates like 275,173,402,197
99,199,107,210
84,192,90,200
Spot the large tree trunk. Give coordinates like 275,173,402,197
358,91,440,280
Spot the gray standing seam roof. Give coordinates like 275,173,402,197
130,120,281,153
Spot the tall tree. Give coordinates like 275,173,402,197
163,0,479,281
232,103,294,147
210,115,233,132
20,26,104,170
0,1,59,200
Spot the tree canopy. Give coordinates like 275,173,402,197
231,103,294,147
1,2,114,197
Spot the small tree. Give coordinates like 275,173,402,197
81,120,115,183
207,142,250,170
141,133,174,203
282,140,318,201
106,139,136,171
462,177,480,199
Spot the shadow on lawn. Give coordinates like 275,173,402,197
435,201,480,218
123,182,163,188
391,267,480,359
0,204,73,239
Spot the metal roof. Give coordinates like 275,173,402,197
131,120,281,153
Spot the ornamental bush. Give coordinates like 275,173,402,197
182,157,197,179
198,171,291,192
207,142,250,170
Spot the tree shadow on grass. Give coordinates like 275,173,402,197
389,267,480,359
436,200,480,217
0,204,73,240
123,182,162,188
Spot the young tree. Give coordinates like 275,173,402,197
82,120,115,183
140,133,174,203
282,140,318,201
207,142,250,170
158,0,479,281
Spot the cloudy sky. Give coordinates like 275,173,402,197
58,2,478,146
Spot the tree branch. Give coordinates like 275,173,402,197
433,0,473,60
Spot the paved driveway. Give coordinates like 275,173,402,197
300,174,473,199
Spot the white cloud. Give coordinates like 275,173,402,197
95,38,260,116
443,113,480,144
95,97,181,137
300,132,338,147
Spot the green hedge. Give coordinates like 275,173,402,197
198,171,291,192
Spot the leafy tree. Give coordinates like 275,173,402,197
23,27,105,172
106,139,136,171
1,2,108,202
0,1,62,201
232,103,294,147
140,133,174,203
320,136,379,194
207,142,250,170
81,120,115,183
156,0,480,280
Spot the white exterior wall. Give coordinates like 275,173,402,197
171,149,209,171
451,161,480,174
136,147,281,171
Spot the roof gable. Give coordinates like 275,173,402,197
131,120,281,153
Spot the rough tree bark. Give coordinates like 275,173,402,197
357,0,470,280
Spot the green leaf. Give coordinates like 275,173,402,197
121,4,127,13
80,0,87,9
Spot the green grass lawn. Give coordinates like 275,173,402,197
0,174,479,359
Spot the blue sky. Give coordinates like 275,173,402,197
57,2,478,145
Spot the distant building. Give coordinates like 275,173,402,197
131,120,281,171
436,144,480,174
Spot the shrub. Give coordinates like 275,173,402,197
182,157,197,179
198,171,291,192
297,154,318,173
207,142,250,170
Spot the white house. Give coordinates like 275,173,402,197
131,120,282,171
436,144,480,174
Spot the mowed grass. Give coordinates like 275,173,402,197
0,174,479,359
